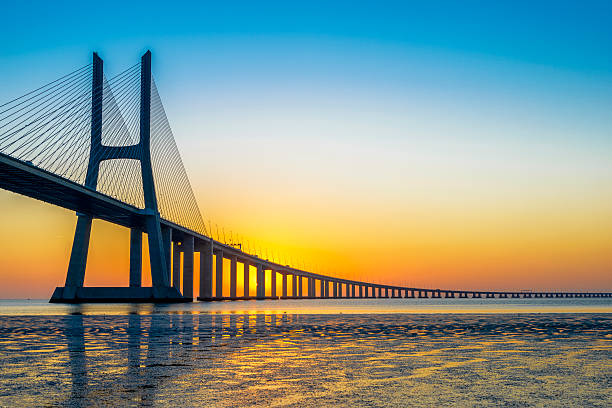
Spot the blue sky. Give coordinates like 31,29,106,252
1,1,611,142
2,1,611,71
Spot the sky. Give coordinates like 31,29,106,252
1,1,611,298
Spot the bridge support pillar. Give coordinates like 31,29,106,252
172,241,181,291
298,276,303,298
215,251,223,298
182,235,194,300
229,256,237,299
243,261,250,298
63,215,93,298
198,240,213,300
256,264,265,299
282,273,288,298
270,270,277,298
161,226,172,283
129,228,142,287
292,275,298,297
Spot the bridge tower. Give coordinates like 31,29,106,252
51,51,183,302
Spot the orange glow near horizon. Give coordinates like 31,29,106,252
1,183,611,299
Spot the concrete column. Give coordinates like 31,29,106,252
256,264,265,299
199,240,213,300
215,250,223,298
183,235,194,299
308,277,314,298
129,228,142,287
140,52,170,290
298,276,303,298
319,279,324,298
271,270,277,298
282,273,288,298
243,261,250,298
229,255,237,299
161,226,172,283
359,285,363,298
333,281,338,298
351,284,356,298
292,275,298,297
172,241,181,292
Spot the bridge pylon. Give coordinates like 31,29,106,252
50,51,184,303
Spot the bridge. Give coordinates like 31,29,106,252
0,51,609,303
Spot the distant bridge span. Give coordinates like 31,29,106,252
0,51,609,302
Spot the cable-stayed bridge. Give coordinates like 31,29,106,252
0,51,609,302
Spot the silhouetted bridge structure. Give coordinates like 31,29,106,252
0,52,609,303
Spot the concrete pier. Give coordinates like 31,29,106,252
182,235,194,300
229,255,237,299
215,250,223,298
172,241,181,291
243,261,250,298
129,228,142,288
298,276,303,298
256,264,265,299
270,270,277,298
198,240,213,300
161,226,172,283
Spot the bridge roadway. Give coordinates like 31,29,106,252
1,151,611,301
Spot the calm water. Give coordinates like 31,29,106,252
0,299,611,407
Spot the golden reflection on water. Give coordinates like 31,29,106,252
0,303,611,406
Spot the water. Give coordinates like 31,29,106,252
0,299,610,407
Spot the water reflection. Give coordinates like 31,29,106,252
64,314,87,407
2,309,610,406
60,308,301,406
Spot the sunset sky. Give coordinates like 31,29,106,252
1,1,611,298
